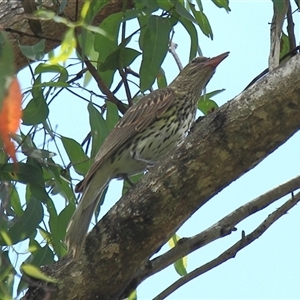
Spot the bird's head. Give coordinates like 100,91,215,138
170,52,229,95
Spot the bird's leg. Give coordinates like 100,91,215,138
122,174,135,187
132,151,157,166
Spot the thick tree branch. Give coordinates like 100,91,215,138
24,54,300,300
153,190,300,300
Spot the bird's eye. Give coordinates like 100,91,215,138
191,58,197,64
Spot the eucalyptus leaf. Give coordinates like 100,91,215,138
140,16,172,91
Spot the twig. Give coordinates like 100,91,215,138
119,69,133,106
4,27,61,43
153,190,300,300
168,41,183,71
126,67,140,78
74,33,127,114
286,1,297,56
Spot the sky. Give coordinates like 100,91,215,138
16,1,300,299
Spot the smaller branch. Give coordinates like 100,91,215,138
147,175,300,276
125,67,140,78
4,27,61,43
269,0,288,71
286,1,297,56
119,69,133,106
123,175,300,297
168,41,183,71
47,68,88,106
153,191,300,300
112,80,124,95
74,34,127,114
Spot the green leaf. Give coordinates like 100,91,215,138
211,0,231,12
22,95,49,125
21,264,57,283
175,2,196,23
34,63,69,83
198,90,222,115
94,12,123,88
0,33,15,110
100,47,141,71
49,28,76,65
135,0,160,13
84,0,110,24
198,99,218,115
128,290,137,300
138,14,148,50
10,185,22,216
168,234,187,276
190,4,213,39
47,165,76,204
41,194,64,257
272,0,286,12
19,39,45,61
58,204,75,240
106,102,119,131
195,0,203,12
157,68,168,88
280,32,290,59
22,75,49,125
28,182,51,204
61,136,90,176
156,0,175,10
0,198,43,246
0,251,15,299
0,163,45,187
29,242,54,267
140,16,172,91
178,17,199,61
88,102,109,158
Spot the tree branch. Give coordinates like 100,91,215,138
153,190,300,299
75,34,128,114
269,0,289,70
134,175,300,283
286,1,297,55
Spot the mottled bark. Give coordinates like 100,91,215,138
0,0,133,71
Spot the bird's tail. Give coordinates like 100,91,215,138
65,165,111,258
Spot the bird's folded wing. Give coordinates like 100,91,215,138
76,88,175,192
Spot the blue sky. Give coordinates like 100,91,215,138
17,1,300,299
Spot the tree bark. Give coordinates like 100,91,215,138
0,0,133,71
23,53,300,299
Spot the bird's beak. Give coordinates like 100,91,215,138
204,52,229,68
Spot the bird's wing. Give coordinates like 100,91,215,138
76,88,175,192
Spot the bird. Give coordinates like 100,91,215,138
65,52,229,257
